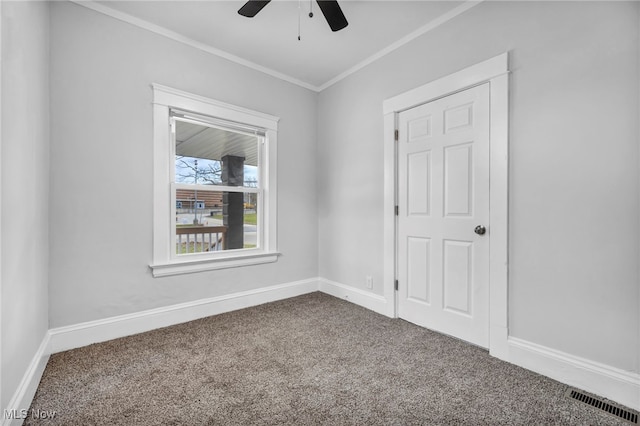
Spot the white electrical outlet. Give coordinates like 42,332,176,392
365,275,373,289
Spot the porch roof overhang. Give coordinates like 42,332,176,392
175,120,258,167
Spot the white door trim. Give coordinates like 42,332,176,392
382,52,509,360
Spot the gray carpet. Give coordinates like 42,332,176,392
27,292,631,425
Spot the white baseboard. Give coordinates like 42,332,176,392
48,278,318,354
48,277,394,355
10,278,638,424
318,278,392,318
508,336,640,411
1,333,51,426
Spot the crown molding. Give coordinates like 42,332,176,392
70,0,321,92
70,0,482,93
317,0,483,91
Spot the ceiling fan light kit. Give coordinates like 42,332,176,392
238,0,348,39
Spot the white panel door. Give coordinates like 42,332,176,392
397,83,490,348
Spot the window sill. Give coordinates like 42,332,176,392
150,252,280,277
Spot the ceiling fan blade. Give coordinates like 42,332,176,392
238,0,271,18
316,0,348,32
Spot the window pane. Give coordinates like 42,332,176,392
175,120,259,188
175,189,259,255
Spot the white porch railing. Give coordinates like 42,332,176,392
176,226,227,254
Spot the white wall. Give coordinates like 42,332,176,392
318,1,639,374
1,0,50,410
48,2,318,327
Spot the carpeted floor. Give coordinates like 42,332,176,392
27,292,631,425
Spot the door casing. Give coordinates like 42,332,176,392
382,53,509,360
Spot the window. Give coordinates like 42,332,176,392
171,111,262,255
150,85,279,277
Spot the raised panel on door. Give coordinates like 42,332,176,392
407,237,431,304
444,102,473,133
407,151,431,216
444,143,473,217
408,115,432,141
442,240,472,316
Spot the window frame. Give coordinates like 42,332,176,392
150,84,279,277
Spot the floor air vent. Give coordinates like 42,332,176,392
566,388,638,424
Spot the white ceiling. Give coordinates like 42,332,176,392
87,0,473,91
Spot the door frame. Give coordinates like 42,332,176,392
382,53,509,360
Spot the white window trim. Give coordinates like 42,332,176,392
150,84,279,277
